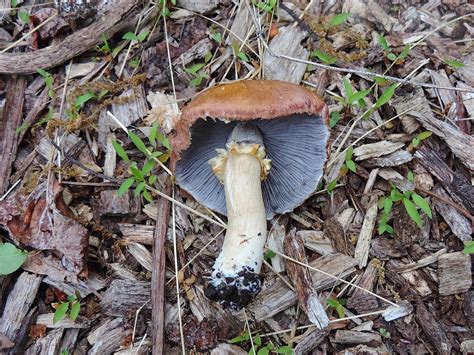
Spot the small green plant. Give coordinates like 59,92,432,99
311,49,337,65
0,243,27,275
378,183,432,233
229,330,293,355
336,78,371,110
53,292,81,324
326,178,338,194
37,69,55,99
463,241,474,254
327,298,346,318
341,145,356,174
378,35,410,63
123,30,150,43
114,123,171,202
378,328,391,338
211,31,222,44
411,131,432,148
329,111,340,128
442,58,464,69
252,0,277,13
328,13,352,28
184,63,210,86
263,249,276,262
18,10,29,23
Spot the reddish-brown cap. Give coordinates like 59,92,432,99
170,80,328,158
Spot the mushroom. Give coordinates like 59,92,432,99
171,80,329,309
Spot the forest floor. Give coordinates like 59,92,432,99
0,0,473,354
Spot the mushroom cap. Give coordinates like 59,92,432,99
172,80,330,219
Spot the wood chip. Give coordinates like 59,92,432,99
354,196,378,268
284,230,329,329
25,328,64,355
0,272,42,340
101,280,151,316
118,223,155,245
36,314,89,329
363,150,412,167
300,230,334,256
333,330,382,346
293,328,329,354
176,0,218,14
438,252,472,296
263,25,309,83
87,317,127,355
127,242,153,271
382,300,413,321
353,141,405,161
310,253,359,291
266,218,287,272
415,300,451,354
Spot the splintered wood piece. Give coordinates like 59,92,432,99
87,318,128,355
363,150,412,168
432,185,472,242
36,314,89,329
416,300,452,354
101,280,151,316
382,300,413,321
0,76,26,195
25,328,64,355
0,272,42,340
118,223,155,245
310,253,359,290
300,229,335,256
438,252,472,296
127,242,153,271
263,25,309,83
396,248,447,273
323,218,352,255
354,196,378,268
333,330,382,346
267,217,288,272
294,328,329,354
284,229,329,329
353,141,405,161
97,189,141,216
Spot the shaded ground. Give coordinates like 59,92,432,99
0,0,473,354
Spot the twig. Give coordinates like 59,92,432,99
416,186,473,222
151,180,171,355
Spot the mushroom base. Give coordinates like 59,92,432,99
204,266,262,310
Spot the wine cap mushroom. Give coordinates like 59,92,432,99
171,80,329,309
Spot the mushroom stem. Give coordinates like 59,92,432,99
205,123,270,309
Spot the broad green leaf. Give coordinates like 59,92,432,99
257,347,270,355
211,32,222,43
149,123,158,146
348,89,371,104
264,249,276,261
403,197,422,228
237,51,249,62
329,13,351,27
346,160,356,173
407,171,414,182
149,151,164,159
377,35,390,51
134,181,146,195
112,140,129,162
36,68,50,78
375,83,397,108
417,131,432,141
142,189,153,203
463,241,474,254
343,78,353,98
190,76,204,86
128,131,149,156
311,49,337,65
412,193,432,218
204,51,212,63
67,295,76,302
74,92,95,109
374,77,389,85
137,30,149,43
390,188,403,202
399,44,410,59
327,179,338,194
229,332,250,344
330,111,340,128
184,63,205,75
123,32,139,41
412,137,420,147
54,302,69,324
275,346,294,354
385,224,394,234
345,145,354,161
254,335,262,347
130,163,144,181
148,174,157,185
141,159,155,175
0,243,28,275
443,58,464,69
70,301,80,321
117,177,135,196
387,53,397,61
18,11,29,23
383,197,393,214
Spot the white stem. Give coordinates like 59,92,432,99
213,152,267,275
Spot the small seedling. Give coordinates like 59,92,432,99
378,183,432,233
326,178,338,195
184,62,209,86
0,243,27,275
263,249,276,262
37,69,55,99
252,0,277,13
411,131,432,148
329,111,340,128
442,58,464,69
123,30,150,43
211,31,222,44
327,298,346,318
53,292,81,324
229,330,293,355
311,49,337,65
339,145,356,174
378,328,391,338
328,13,352,27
